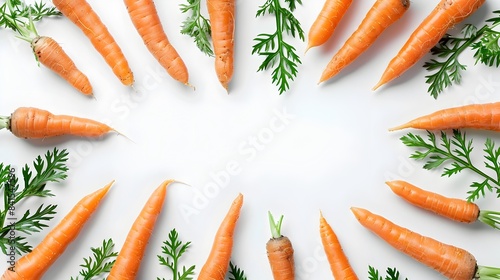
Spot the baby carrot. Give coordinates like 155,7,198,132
387,180,500,229
198,193,244,280
0,107,114,139
351,207,477,280
373,0,485,90
108,179,174,280
207,0,235,91
319,212,358,280
124,0,190,86
1,181,113,280
266,212,294,280
389,102,500,132
319,0,410,83
306,0,352,52
52,0,134,86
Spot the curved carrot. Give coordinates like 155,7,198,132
351,207,477,280
52,0,134,86
266,212,294,280
32,36,93,95
0,107,114,139
373,0,485,90
207,0,235,91
124,0,190,86
306,0,352,52
389,102,500,132
319,212,358,280
387,180,500,229
108,179,174,280
1,181,113,280
198,193,243,280
319,0,410,83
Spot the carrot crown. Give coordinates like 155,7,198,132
268,211,284,239
0,115,9,131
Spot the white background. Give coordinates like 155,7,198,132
1,0,500,279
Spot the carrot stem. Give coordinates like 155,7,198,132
268,211,284,239
478,210,500,230
476,265,500,279
0,116,9,130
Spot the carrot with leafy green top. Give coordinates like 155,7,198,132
198,193,243,280
266,212,294,280
1,181,113,280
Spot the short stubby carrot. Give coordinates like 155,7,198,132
319,0,410,83
266,212,294,280
319,212,358,280
207,0,235,91
52,0,134,86
390,102,500,132
108,180,174,280
351,207,477,280
1,181,113,280
373,0,485,90
306,0,352,52
32,36,93,95
124,0,190,86
0,107,114,139
198,193,243,280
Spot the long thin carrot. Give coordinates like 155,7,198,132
387,180,500,229
207,0,235,91
0,107,115,139
306,0,352,52
1,181,113,280
266,212,294,280
52,0,134,86
351,207,477,280
389,102,500,132
319,212,358,280
107,179,174,280
319,0,410,83
32,36,93,95
373,0,485,90
123,0,190,86
198,193,243,280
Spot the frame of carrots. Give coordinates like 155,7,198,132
1,0,500,279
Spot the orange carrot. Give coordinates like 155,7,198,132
351,207,477,280
0,107,115,139
306,0,352,52
207,0,235,91
266,212,294,280
52,0,134,86
198,193,244,280
373,0,485,90
124,0,190,86
108,179,174,280
319,212,358,280
1,181,113,280
319,0,410,83
387,180,500,229
32,36,93,95
390,102,500,132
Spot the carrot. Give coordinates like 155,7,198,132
373,0,485,90
389,102,500,132
319,212,358,280
1,181,113,280
198,193,243,280
387,180,500,229
0,107,115,139
108,179,174,280
319,0,410,83
266,212,294,280
52,0,134,86
351,207,477,280
124,0,190,86
207,0,235,91
32,36,93,95
306,0,352,52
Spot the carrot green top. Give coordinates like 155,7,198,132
268,211,284,239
